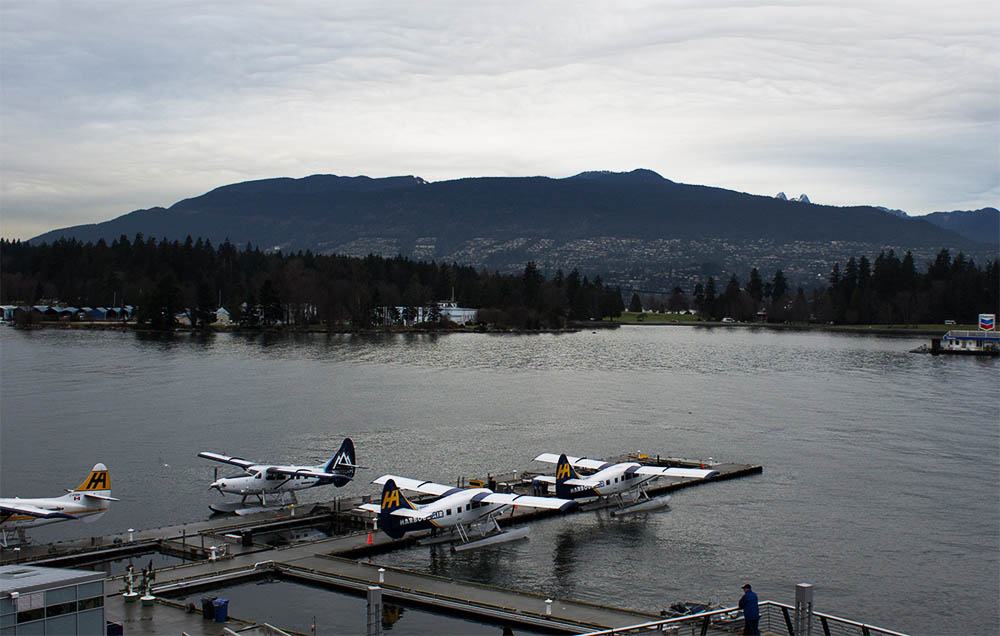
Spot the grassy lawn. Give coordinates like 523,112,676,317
607,313,977,330
609,312,702,324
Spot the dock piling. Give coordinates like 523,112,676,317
796,583,814,636
366,586,383,636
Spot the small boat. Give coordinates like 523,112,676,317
921,330,1000,356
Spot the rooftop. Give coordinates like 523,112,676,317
0,564,104,596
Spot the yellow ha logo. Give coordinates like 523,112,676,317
556,463,571,480
84,471,108,490
382,489,400,509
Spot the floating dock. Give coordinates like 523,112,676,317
4,455,763,633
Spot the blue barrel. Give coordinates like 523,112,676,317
213,598,229,622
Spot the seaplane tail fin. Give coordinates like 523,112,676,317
73,463,111,494
62,463,117,511
377,479,416,539
324,438,357,486
555,453,583,499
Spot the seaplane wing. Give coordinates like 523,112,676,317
197,451,256,471
0,503,75,520
632,465,719,479
534,453,718,479
480,493,578,511
530,473,594,487
371,475,455,497
355,502,426,519
533,453,607,471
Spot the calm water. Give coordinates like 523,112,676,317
1,326,997,635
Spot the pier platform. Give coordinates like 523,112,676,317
4,455,763,633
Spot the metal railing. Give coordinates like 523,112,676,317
578,601,910,636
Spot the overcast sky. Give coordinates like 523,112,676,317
1,1,997,241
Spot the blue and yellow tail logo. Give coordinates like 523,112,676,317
556,461,572,480
556,454,580,483
378,479,416,539
75,464,110,491
382,488,401,509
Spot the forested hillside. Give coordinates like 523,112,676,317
0,236,623,329
2,236,995,329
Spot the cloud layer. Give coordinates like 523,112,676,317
2,0,997,240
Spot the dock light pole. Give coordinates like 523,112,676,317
795,583,814,636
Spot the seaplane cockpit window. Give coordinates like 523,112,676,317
446,509,452,515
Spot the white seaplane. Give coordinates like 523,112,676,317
358,475,578,551
533,453,719,515
1,463,118,547
198,437,358,514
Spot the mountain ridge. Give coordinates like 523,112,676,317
27,170,998,289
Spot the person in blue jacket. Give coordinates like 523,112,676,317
739,583,760,636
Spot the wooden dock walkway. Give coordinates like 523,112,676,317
140,538,659,633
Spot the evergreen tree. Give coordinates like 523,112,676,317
692,283,705,316
259,279,282,326
628,292,642,313
667,286,689,312
522,262,543,306
703,277,716,318
771,270,788,301
747,267,763,307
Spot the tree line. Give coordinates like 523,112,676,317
631,249,998,325
0,236,624,330
2,237,995,329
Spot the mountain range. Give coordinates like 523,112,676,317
29,169,998,291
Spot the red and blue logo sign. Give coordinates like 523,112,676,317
980,314,995,331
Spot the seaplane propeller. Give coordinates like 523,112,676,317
209,467,225,492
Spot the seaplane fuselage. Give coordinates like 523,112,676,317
360,475,578,543
534,453,719,504
199,438,357,506
210,468,337,497
1,464,117,544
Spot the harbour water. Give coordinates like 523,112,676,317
1,326,997,635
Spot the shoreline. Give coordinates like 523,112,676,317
5,320,951,338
